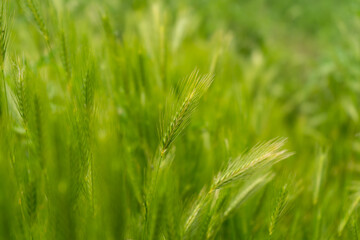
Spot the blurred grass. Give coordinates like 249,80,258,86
0,0,360,239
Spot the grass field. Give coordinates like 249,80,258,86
0,0,359,239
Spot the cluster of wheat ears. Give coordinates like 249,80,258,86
0,0,359,239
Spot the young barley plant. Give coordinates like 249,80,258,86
143,70,213,239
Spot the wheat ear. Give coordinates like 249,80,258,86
211,138,292,191
159,69,213,158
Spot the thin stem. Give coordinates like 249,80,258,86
1,68,8,117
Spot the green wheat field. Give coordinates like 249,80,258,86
0,0,359,239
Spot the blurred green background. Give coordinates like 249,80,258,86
1,0,360,239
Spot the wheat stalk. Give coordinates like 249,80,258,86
69,56,97,216
211,138,292,191
25,0,49,43
14,60,30,127
313,149,327,205
269,184,289,238
0,1,10,69
0,1,11,117
143,70,213,239
339,183,360,236
60,30,71,80
183,138,291,239
224,172,274,218
159,69,213,157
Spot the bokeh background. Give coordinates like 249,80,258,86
1,0,360,239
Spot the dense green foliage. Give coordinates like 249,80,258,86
0,0,359,239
